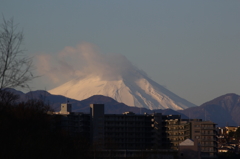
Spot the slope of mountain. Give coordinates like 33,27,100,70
179,93,240,127
49,74,196,110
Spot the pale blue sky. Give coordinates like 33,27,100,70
1,0,240,105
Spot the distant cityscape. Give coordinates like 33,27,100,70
49,103,240,159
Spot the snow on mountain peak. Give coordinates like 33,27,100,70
49,73,196,110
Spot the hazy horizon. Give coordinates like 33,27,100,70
1,1,240,105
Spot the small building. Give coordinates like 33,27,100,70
178,139,201,159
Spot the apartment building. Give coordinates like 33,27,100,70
162,115,191,150
53,103,91,138
162,115,218,158
53,103,217,158
190,121,218,158
104,112,164,149
54,103,163,149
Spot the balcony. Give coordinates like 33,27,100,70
201,149,217,152
171,129,188,132
201,138,216,141
201,154,218,159
201,127,215,130
201,144,217,147
167,134,189,137
201,133,216,135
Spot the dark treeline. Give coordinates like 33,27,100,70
0,91,90,159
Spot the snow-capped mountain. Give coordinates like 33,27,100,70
49,72,195,110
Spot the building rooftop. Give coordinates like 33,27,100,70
179,139,194,146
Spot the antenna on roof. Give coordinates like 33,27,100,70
66,97,69,104
205,110,206,121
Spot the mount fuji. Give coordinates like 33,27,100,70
49,70,196,110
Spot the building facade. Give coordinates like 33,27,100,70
53,103,217,158
190,121,218,158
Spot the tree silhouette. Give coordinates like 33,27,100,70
0,17,36,105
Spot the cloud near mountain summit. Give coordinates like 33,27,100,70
36,43,143,86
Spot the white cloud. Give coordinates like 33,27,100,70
36,43,145,86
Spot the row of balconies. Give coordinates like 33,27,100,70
200,127,215,130
105,122,152,125
105,121,152,124
167,139,186,142
201,144,217,147
104,129,152,132
104,116,151,119
104,134,153,138
105,127,152,130
61,120,89,124
166,129,189,132
201,132,216,135
167,133,190,136
164,124,189,128
104,125,152,128
201,149,217,152
104,118,150,122
107,144,152,149
72,117,90,121
200,138,217,141
104,133,153,137
201,153,218,159
107,139,152,143
164,123,189,126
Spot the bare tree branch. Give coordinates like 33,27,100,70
0,17,35,91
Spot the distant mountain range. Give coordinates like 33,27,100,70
6,89,187,117
179,93,240,127
5,89,240,127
